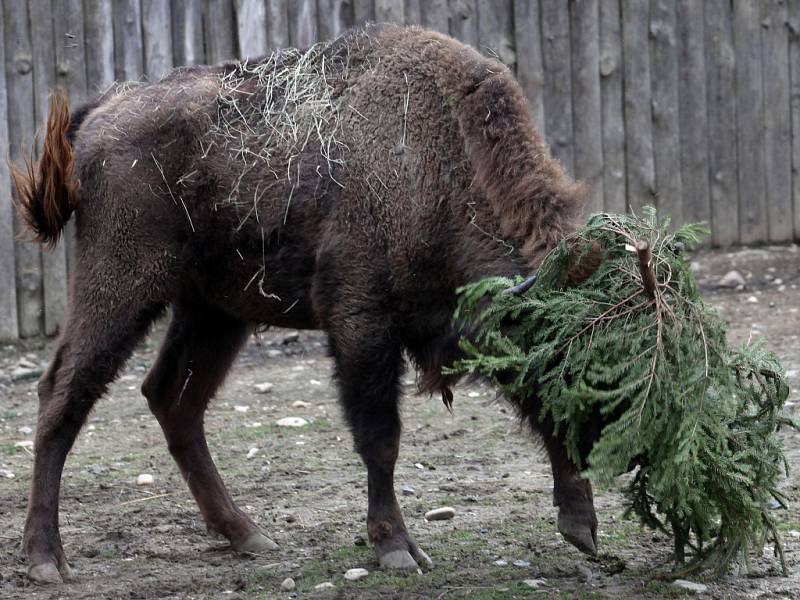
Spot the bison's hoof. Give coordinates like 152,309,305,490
236,531,279,553
28,559,73,585
378,546,433,571
557,513,598,556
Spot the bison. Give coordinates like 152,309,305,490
12,24,597,584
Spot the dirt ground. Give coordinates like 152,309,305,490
1,245,799,600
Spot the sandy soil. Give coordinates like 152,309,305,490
1,245,799,599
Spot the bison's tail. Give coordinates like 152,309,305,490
10,89,79,249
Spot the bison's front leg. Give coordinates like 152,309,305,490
328,318,433,571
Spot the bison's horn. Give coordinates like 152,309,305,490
503,274,538,296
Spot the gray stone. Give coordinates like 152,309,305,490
523,578,546,589
512,560,531,568
424,507,455,521
281,577,295,591
401,485,416,496
314,582,335,590
276,417,308,428
282,331,300,344
672,580,708,594
254,382,274,393
344,568,369,581
718,270,745,288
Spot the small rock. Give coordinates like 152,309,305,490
291,400,311,408
18,426,32,435
718,270,746,288
17,358,37,369
523,578,546,589
282,331,300,344
136,473,154,486
467,391,480,398
746,295,759,304
234,405,250,412
493,559,508,566
353,535,366,546
788,530,800,538
672,580,708,594
266,349,283,358
512,560,531,568
0,469,15,479
11,367,41,381
401,485,416,497
425,507,456,521
773,278,783,285
89,464,108,475
314,582,335,590
309,379,322,386
281,577,295,591
577,565,593,583
246,447,259,459
254,383,274,394
778,285,787,292
276,417,308,428
344,568,369,581
414,463,425,470
14,440,33,449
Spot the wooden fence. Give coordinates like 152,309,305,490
1,0,799,339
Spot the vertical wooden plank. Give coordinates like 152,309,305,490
53,0,89,272
142,0,174,78
375,0,404,24
0,17,19,339
235,0,268,57
267,0,290,49
172,0,206,66
790,0,800,239
405,0,422,25
3,1,43,337
30,0,67,336
318,0,356,40
113,0,144,80
513,0,545,134
599,0,625,214
761,0,793,242
421,1,450,33
705,0,738,246
676,0,710,230
477,0,514,68
734,0,767,243
205,0,237,63
353,0,375,26
84,0,116,93
649,0,682,224
541,0,573,174
449,0,478,46
570,0,603,212
289,0,318,47
621,0,655,213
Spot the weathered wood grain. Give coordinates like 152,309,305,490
621,0,655,213
236,0,268,57
449,0,478,46
267,0,290,49
318,0,355,40
513,0,545,134
761,0,793,242
205,0,237,63
649,0,682,224
420,0,450,33
570,0,603,213
599,0,625,214
113,0,144,80
375,0,404,24
3,0,42,337
540,0,573,174
790,0,800,239
353,0,374,26
172,0,205,66
734,0,767,243
705,0,738,246
142,0,173,78
84,0,115,93
0,17,19,339
289,0,318,47
676,0,710,232
477,0,514,67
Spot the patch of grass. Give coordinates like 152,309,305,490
0,443,23,456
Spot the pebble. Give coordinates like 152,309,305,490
0,469,15,479
717,270,746,288
746,295,759,304
266,349,283,358
672,580,708,594
89,464,108,475
314,582,335,590
523,578,546,589
425,507,456,521
309,379,322,386
353,535,366,546
254,383,274,394
281,577,295,591
17,358,37,369
344,568,369,581
276,417,308,428
282,331,300,344
234,405,250,412
512,560,531,568
136,473,154,486
11,367,41,380
18,426,32,435
788,530,800,538
467,391,480,398
246,447,259,459
493,559,508,566
291,400,311,408
401,485,416,496
14,440,33,449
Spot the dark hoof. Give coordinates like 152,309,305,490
379,549,418,570
235,531,279,553
29,559,73,585
558,513,598,556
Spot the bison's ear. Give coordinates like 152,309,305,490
563,240,603,287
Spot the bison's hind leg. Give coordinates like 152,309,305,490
141,298,277,554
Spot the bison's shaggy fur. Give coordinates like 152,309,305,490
13,25,595,584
